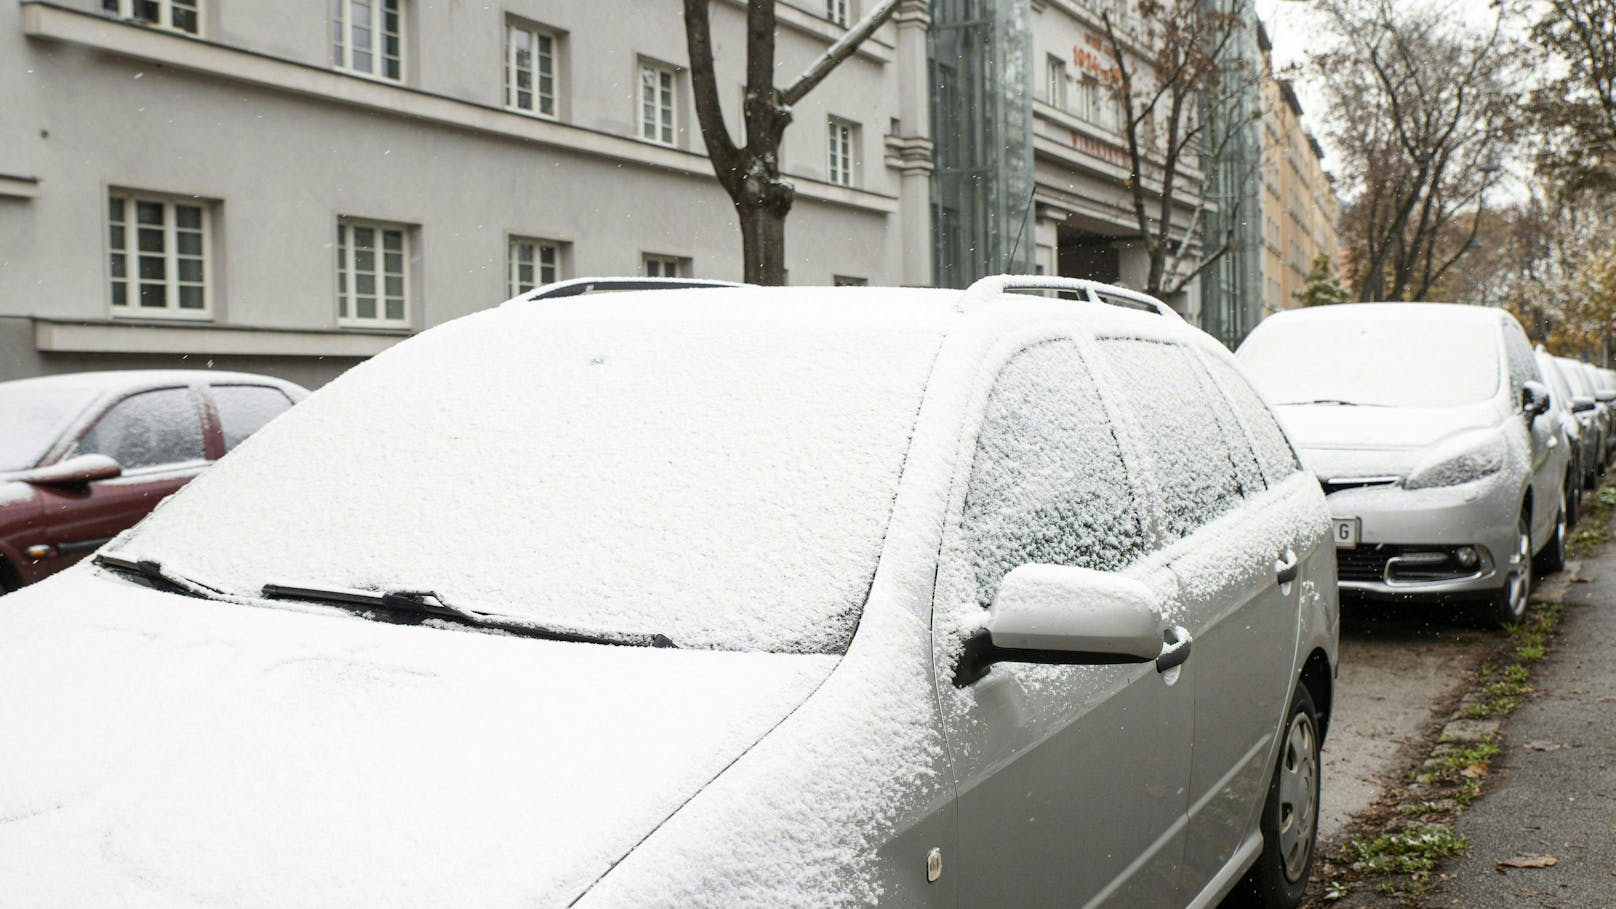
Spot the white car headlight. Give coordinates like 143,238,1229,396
1404,433,1507,490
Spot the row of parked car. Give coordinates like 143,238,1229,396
1237,302,1615,624
0,280,1601,908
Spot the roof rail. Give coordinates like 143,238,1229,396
514,276,745,302
959,274,1180,319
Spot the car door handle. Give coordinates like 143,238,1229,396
1156,626,1192,674
1275,548,1300,585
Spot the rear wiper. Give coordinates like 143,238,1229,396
94,553,222,599
260,583,678,649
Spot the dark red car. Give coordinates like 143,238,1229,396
0,370,307,592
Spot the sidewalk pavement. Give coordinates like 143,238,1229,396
1427,547,1616,907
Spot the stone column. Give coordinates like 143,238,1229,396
891,0,933,286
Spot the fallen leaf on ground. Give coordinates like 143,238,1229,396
1527,741,1574,751
1461,763,1489,778
1570,577,1596,584
1497,855,1558,869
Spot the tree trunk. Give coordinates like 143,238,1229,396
737,176,794,285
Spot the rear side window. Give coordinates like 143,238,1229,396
75,387,205,470
961,340,1147,607
1200,355,1302,485
212,385,294,451
1098,339,1257,543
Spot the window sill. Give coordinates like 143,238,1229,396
110,307,214,322
33,318,410,358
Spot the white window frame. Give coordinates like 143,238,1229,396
505,19,557,118
1045,55,1066,110
102,0,201,35
332,0,403,81
638,60,678,146
828,117,856,187
337,218,411,328
107,190,213,320
643,254,685,278
826,0,850,26
508,236,561,297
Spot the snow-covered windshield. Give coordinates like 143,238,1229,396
1238,309,1501,408
0,382,101,473
115,295,945,654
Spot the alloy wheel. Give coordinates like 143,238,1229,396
1504,521,1532,622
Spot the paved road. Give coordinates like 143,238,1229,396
1428,555,1616,907
1317,601,1498,841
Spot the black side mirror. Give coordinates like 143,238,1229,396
1522,381,1551,417
1573,397,1597,414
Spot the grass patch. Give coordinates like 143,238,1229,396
1343,825,1469,894
1416,738,1501,784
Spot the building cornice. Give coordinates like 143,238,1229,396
883,135,934,177
19,2,899,215
0,174,41,199
33,318,407,358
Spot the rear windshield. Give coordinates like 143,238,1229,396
116,302,943,654
1239,312,1501,408
0,383,101,472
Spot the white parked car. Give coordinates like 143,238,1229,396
1238,303,1570,624
0,279,1337,908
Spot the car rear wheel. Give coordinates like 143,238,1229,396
1485,513,1532,626
1227,684,1320,909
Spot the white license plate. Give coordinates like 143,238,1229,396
1332,518,1361,549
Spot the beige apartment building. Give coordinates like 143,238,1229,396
1258,24,1340,316
0,0,932,388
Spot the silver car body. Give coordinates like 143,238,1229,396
1557,356,1609,473
1238,303,1568,603
0,284,1336,907
1536,352,1594,493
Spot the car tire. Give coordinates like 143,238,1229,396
1226,684,1321,909
1485,512,1533,626
1567,470,1581,528
1534,493,1567,576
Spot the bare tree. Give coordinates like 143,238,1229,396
1310,0,1522,302
682,0,900,285
1097,0,1261,298
1528,0,1616,198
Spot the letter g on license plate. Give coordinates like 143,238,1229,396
1332,517,1360,549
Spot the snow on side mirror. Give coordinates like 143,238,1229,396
1573,397,1597,414
953,564,1165,687
1522,381,1551,417
18,454,123,487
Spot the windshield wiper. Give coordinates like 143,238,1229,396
1273,398,1389,407
94,553,222,599
260,583,678,648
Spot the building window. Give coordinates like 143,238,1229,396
108,192,210,317
506,20,557,117
332,0,402,81
102,0,199,34
833,275,867,286
1075,75,1099,124
1045,55,1066,109
508,237,560,297
643,254,685,278
828,118,856,186
337,219,409,326
639,61,677,145
826,0,850,26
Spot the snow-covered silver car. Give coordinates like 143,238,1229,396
1238,303,1569,624
1536,351,1595,507
0,279,1337,908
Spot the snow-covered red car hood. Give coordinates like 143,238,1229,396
0,569,836,908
